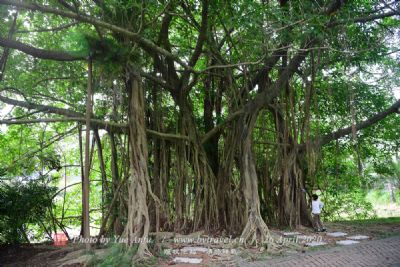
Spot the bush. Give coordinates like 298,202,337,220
0,179,57,244
322,190,376,221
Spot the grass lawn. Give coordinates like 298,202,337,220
326,216,400,239
333,216,400,225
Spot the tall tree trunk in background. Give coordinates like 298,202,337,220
177,99,219,231
94,129,108,224
83,58,93,249
152,138,170,230
109,81,124,235
272,105,312,228
150,81,170,231
124,73,151,257
214,72,244,232
109,133,118,230
203,69,219,175
389,181,396,203
217,120,244,232
78,124,85,236
298,152,314,227
259,136,278,226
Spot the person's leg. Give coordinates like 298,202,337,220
317,215,325,230
317,214,323,230
312,214,320,230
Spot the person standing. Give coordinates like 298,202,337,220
311,194,326,232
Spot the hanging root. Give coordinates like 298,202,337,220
124,174,152,259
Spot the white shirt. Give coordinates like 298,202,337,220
312,199,324,214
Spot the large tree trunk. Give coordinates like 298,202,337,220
124,73,151,258
239,109,270,245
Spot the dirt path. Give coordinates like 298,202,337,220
0,244,79,267
241,235,400,267
3,236,399,267
1,218,399,266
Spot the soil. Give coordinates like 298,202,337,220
0,244,81,267
1,220,399,267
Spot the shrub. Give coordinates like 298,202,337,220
0,178,57,244
322,190,376,221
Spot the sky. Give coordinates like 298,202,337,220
394,87,400,99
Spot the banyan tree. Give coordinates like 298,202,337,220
0,0,399,258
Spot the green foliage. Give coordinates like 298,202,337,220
63,30,131,74
0,124,64,177
62,31,92,58
322,190,376,221
366,189,400,205
0,0,399,241
0,177,57,244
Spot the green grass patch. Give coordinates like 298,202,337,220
87,244,138,267
332,216,400,226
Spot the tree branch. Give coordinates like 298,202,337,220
188,0,208,68
0,11,18,81
201,0,349,142
0,0,192,70
0,36,84,61
0,94,83,116
180,0,209,89
317,98,400,146
244,0,349,94
0,95,191,141
201,110,244,144
16,22,79,33
328,11,399,27
154,4,180,89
